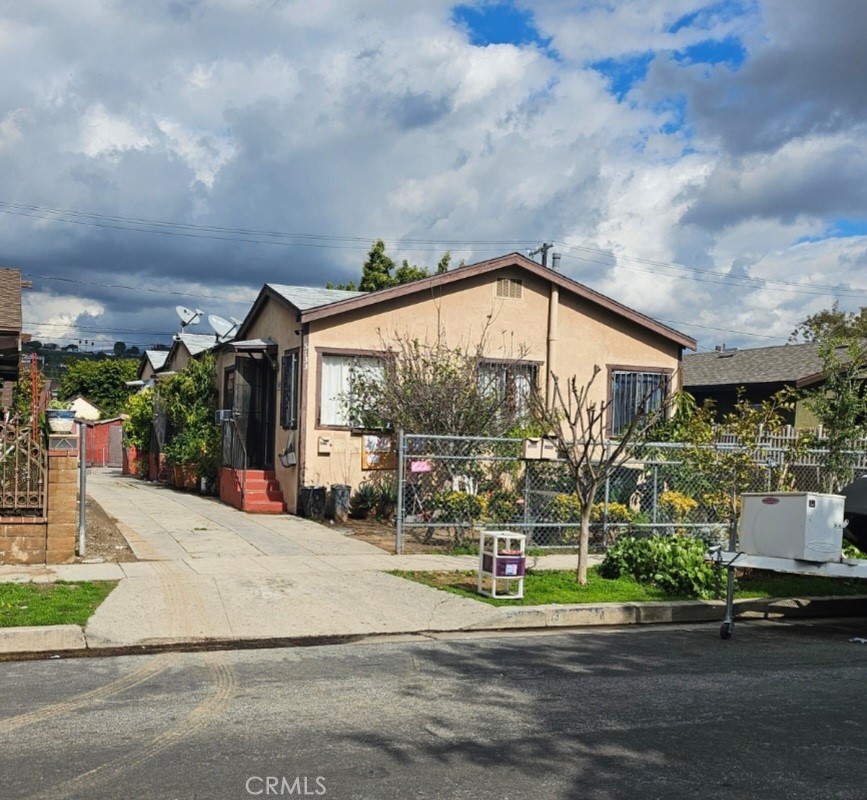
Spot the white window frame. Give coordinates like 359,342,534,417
318,350,383,428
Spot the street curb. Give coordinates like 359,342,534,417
0,595,864,661
468,594,867,629
0,625,87,655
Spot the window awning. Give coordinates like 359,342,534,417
230,337,278,353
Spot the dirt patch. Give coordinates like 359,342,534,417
75,497,138,563
334,517,475,555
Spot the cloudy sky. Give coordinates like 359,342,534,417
2,0,866,353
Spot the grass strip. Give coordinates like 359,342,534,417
0,581,117,627
393,567,867,606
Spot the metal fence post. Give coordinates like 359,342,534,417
78,421,87,556
652,462,659,525
396,429,406,555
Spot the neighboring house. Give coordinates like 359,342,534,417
683,342,835,427
0,267,29,407
164,333,219,373
138,349,169,383
146,335,221,480
68,394,102,421
216,252,696,514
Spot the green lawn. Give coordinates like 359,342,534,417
0,581,117,627
393,567,867,607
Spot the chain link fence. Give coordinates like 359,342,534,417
395,432,867,554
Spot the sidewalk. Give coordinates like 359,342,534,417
1,469,862,657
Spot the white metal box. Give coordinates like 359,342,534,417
739,492,846,563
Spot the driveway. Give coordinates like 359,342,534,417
83,470,500,647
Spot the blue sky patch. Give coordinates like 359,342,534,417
796,218,867,244
590,52,655,101
674,36,746,69
451,2,550,49
668,1,756,34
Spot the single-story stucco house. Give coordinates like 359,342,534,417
213,252,696,514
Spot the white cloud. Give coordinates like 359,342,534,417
0,1,864,353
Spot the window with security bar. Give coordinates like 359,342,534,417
609,369,668,435
280,350,299,429
478,361,538,420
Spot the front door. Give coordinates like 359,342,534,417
233,356,276,470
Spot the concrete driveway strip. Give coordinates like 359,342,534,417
81,470,503,647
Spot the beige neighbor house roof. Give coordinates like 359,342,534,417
238,253,697,350
683,341,845,390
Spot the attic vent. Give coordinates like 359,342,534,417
496,277,523,300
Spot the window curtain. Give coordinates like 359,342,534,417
320,355,383,427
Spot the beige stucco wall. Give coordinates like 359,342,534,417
298,267,683,507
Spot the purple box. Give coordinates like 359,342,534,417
482,553,526,577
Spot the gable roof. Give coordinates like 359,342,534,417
238,253,696,349
683,342,837,389
268,285,365,311
143,349,169,371
0,268,24,332
176,333,218,356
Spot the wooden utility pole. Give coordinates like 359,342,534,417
529,242,554,268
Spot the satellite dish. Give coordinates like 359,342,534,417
208,314,239,342
176,306,203,330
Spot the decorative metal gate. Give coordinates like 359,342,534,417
0,419,46,515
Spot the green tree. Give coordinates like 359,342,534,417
789,302,867,343
668,388,812,522
57,358,138,417
113,341,127,357
803,338,867,492
326,240,452,292
157,353,221,478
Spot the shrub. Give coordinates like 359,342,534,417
430,491,483,522
549,493,582,523
349,483,377,519
123,388,154,452
599,534,717,599
375,480,399,521
486,490,520,523
590,501,633,523
659,490,698,522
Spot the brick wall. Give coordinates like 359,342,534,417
0,434,80,565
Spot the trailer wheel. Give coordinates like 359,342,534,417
720,622,733,640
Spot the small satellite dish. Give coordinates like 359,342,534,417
208,314,239,342
176,306,203,330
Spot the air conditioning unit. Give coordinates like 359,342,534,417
214,409,233,424
739,492,846,563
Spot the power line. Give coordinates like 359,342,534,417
555,242,867,300
22,273,255,304
0,200,538,251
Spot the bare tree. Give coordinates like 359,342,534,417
530,365,672,584
344,318,531,437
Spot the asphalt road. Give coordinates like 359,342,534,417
2,619,867,800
